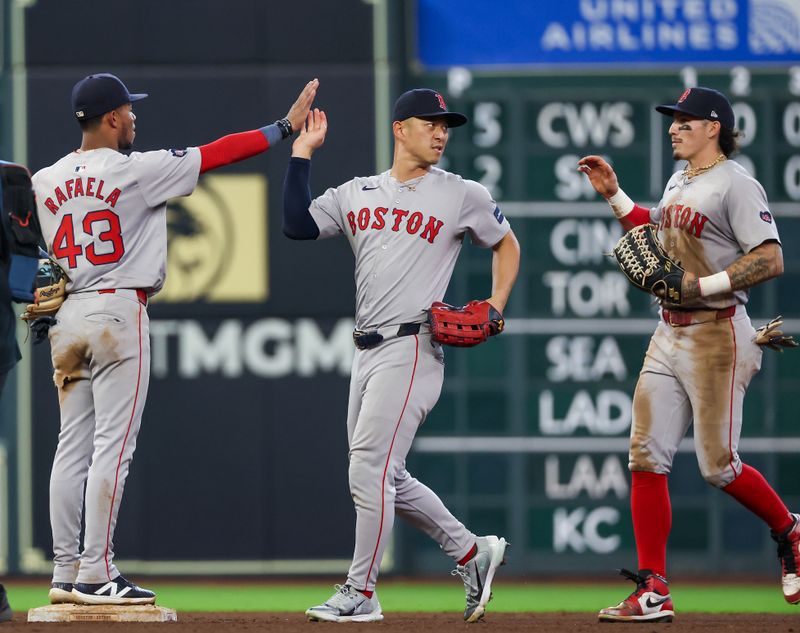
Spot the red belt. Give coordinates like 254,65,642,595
98,289,148,306
661,305,735,326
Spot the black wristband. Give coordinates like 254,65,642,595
275,118,293,140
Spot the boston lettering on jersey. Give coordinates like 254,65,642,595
345,207,444,244
658,203,709,238
42,177,122,214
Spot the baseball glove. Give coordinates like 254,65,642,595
613,223,685,304
755,316,799,352
20,258,68,321
428,300,504,347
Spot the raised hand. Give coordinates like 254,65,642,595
577,155,620,199
292,108,328,159
285,79,319,134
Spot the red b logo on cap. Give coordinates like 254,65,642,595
435,92,447,110
678,89,691,103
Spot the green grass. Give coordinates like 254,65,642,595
5,582,798,614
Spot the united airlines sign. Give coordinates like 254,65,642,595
417,0,800,67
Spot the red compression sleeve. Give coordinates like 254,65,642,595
620,204,652,231
199,130,269,174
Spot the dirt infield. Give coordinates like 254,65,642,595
5,612,799,631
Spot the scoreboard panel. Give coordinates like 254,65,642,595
398,63,800,575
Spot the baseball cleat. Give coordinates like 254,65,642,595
305,584,383,622
0,584,12,623
451,535,508,623
72,575,155,605
49,582,77,604
772,513,800,604
598,568,674,623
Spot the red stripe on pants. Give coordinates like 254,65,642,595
104,303,143,580
363,335,419,588
727,319,737,480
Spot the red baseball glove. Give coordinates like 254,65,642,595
428,300,504,347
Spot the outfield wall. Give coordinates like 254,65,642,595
0,0,798,578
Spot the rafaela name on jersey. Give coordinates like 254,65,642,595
42,177,122,214
346,207,444,244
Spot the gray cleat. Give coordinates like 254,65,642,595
451,535,508,623
48,582,76,604
305,584,384,622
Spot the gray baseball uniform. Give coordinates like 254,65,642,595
309,166,510,590
631,159,780,487
33,146,201,584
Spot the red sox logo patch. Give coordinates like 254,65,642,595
760,210,773,224
435,92,447,110
678,89,691,103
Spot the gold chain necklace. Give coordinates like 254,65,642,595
684,153,726,179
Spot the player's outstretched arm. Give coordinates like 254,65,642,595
578,155,650,230
282,109,328,240
682,240,784,302
486,230,521,313
198,79,319,173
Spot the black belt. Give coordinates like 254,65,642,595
353,323,422,350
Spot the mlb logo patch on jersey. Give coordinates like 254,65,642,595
759,210,773,224
74,165,87,173
493,206,504,224
170,148,188,158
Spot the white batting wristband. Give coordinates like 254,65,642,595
698,271,732,297
607,188,635,219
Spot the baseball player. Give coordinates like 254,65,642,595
0,234,21,401
282,89,520,623
32,73,318,605
578,87,800,623
0,160,48,625
0,196,22,399
0,585,9,623
0,160,42,399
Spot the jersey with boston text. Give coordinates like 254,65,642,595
309,166,511,330
650,159,780,310
32,146,201,295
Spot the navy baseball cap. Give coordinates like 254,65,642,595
655,86,735,130
392,89,468,127
71,73,148,120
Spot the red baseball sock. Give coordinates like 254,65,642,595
458,543,477,566
358,589,374,598
723,463,793,533
631,471,671,578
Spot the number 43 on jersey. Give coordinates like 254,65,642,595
52,209,125,268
